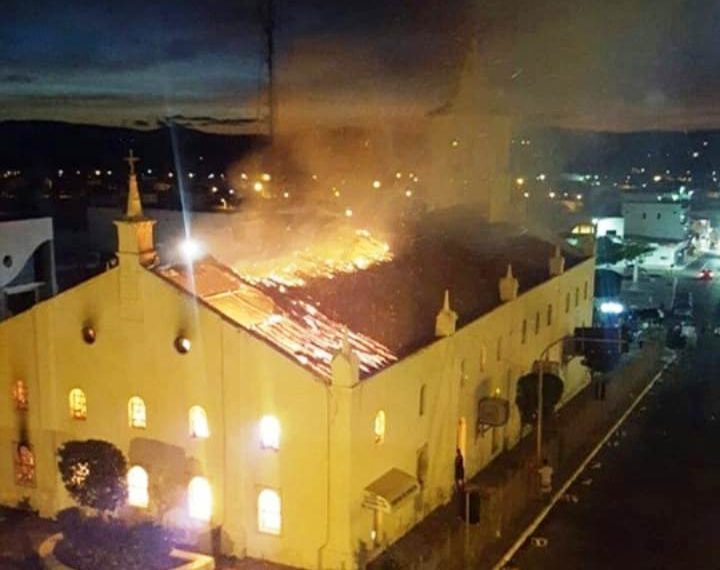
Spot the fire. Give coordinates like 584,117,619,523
157,226,397,379
238,228,393,288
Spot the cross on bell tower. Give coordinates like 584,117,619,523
124,149,140,176
114,150,156,267
123,149,143,218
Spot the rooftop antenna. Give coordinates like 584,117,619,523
259,0,276,140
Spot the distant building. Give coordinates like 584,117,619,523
0,158,595,568
0,215,56,320
593,217,624,239
622,192,688,241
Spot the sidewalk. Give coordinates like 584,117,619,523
369,336,668,570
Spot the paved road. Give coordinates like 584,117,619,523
511,266,720,569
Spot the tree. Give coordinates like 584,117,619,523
596,237,655,265
515,372,564,425
57,439,128,513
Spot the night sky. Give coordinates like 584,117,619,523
1,0,719,132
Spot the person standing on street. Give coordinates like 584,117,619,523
454,448,465,493
538,458,554,499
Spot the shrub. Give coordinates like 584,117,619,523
56,507,85,542
55,516,175,570
56,440,127,513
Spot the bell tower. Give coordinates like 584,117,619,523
113,150,156,266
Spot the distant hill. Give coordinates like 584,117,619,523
0,120,268,172
514,127,720,177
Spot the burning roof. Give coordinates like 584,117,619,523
154,229,398,380
154,207,589,380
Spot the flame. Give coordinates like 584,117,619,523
157,227,397,380
238,228,393,288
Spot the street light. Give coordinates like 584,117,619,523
534,333,626,465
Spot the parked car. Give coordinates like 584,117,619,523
697,267,714,280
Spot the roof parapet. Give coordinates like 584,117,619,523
499,264,519,302
549,245,566,277
435,289,458,337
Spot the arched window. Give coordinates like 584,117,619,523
12,380,28,411
374,410,386,444
259,415,281,450
189,406,209,438
258,488,282,535
419,385,426,417
128,396,146,429
127,466,149,508
69,388,87,420
188,476,212,521
14,442,35,486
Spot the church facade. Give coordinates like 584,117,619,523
0,156,594,569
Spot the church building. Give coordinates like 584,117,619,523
0,146,594,568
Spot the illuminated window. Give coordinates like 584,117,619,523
374,410,386,444
188,476,212,521
419,385,426,417
521,319,527,344
14,442,35,486
127,465,149,508
12,380,28,411
68,388,87,420
260,415,280,450
258,488,282,535
128,396,146,429
547,304,553,326
189,406,210,439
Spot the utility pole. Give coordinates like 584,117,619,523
535,333,626,465
260,0,276,140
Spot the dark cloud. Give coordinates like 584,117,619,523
0,0,719,131
1,73,35,84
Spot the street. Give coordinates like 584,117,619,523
509,255,720,569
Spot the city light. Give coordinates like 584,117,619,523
254,181,264,192
345,208,353,217
600,301,624,315
372,180,381,189
516,177,525,186
261,173,272,182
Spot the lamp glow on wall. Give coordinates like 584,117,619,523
82,325,96,345
260,415,281,450
175,335,191,354
179,238,204,263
